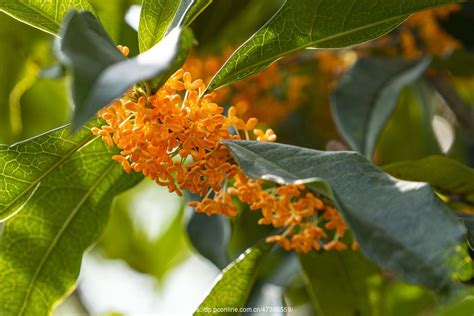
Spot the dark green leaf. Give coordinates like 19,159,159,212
300,251,380,316
223,140,466,294
194,242,271,315
0,120,143,315
57,10,192,130
383,155,474,204
332,57,431,158
207,0,461,90
138,0,211,52
186,211,231,269
0,0,94,35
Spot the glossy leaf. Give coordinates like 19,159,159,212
138,0,211,52
207,0,461,90
0,120,143,315
194,242,271,315
0,0,94,36
223,140,466,294
300,251,380,316
57,10,193,129
383,155,474,204
332,57,431,158
138,0,181,52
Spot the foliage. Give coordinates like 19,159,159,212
1,0,474,315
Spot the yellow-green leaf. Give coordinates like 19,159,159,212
0,0,94,36
0,120,142,315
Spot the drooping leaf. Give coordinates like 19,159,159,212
300,251,380,316
0,120,143,315
383,156,474,204
207,0,461,90
223,140,466,294
331,57,431,158
194,242,272,315
0,0,94,36
57,10,193,130
186,210,231,269
138,0,211,52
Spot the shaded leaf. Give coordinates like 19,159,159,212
374,85,441,165
194,242,271,315
300,251,380,316
186,210,231,269
383,155,474,204
208,0,461,90
138,0,211,52
223,140,466,294
57,10,193,130
331,57,431,158
0,120,143,315
0,0,94,35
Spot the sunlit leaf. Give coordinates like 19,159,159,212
57,10,193,130
224,140,466,294
300,251,380,316
0,0,94,35
195,242,271,315
208,0,461,90
0,119,143,315
384,155,474,204
331,57,431,158
138,0,211,52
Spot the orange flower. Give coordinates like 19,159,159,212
94,61,352,254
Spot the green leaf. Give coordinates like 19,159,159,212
88,0,130,42
138,0,180,52
0,13,57,144
300,251,380,316
331,57,431,158
207,0,461,90
436,293,474,316
57,10,193,130
0,0,94,36
186,210,231,269
194,242,271,315
374,85,441,165
223,140,466,294
138,0,211,52
0,120,143,315
383,156,474,204
100,183,189,280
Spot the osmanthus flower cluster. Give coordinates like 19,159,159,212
92,55,351,253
